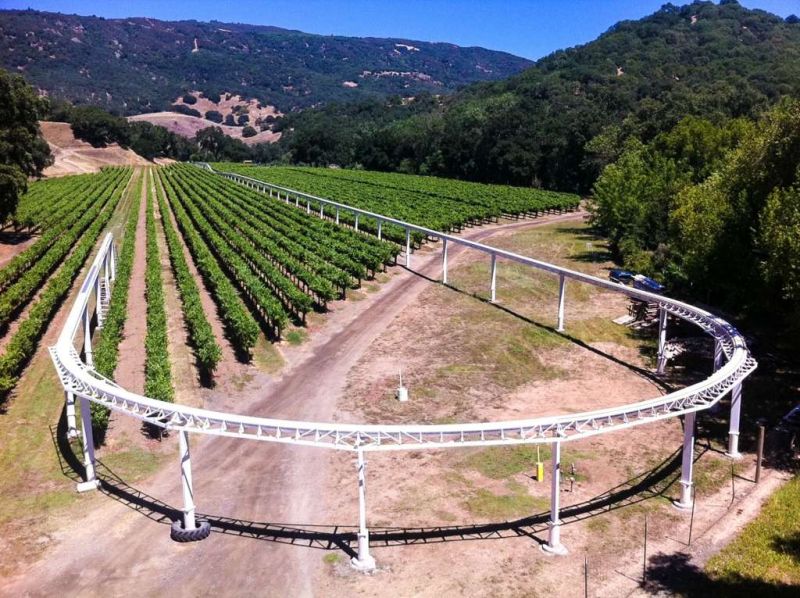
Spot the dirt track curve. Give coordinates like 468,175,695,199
1,211,585,597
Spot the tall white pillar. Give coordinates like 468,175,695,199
65,390,78,439
405,229,411,268
109,243,116,281
674,412,696,510
442,239,449,285
351,447,376,571
180,430,197,531
727,383,743,459
656,308,668,375
556,274,566,332
83,306,93,367
76,398,100,492
543,441,567,555
490,254,498,303
336,209,340,225
377,220,382,240
355,214,359,232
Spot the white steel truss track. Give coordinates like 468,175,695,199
50,168,757,564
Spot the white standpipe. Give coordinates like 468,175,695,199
727,383,743,459
556,274,566,332
656,308,668,375
180,430,197,530
65,391,78,439
674,412,696,510
76,397,100,492
543,441,568,555
490,254,498,303
351,447,376,571
442,238,449,284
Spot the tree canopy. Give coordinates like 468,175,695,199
0,68,51,222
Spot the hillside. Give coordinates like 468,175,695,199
275,1,800,191
127,112,281,145
39,121,150,176
0,9,532,115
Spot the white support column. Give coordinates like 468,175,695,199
76,397,100,492
269,189,273,198
109,243,116,281
336,209,340,225
726,383,743,459
656,308,668,375
442,239,449,285
490,254,498,303
351,447,376,571
94,276,103,329
556,273,566,332
405,229,411,268
83,306,93,368
295,196,299,207
674,412,696,510
306,200,311,214
377,220,382,240
543,441,567,555
355,214,359,232
65,390,78,439
713,338,724,372
179,430,197,531
320,204,324,218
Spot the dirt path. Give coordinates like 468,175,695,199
2,210,599,596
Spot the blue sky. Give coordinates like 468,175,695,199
1,0,796,59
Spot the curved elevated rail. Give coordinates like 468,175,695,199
50,169,757,563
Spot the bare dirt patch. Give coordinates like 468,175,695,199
39,121,150,178
128,112,281,145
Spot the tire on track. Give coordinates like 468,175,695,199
170,519,211,542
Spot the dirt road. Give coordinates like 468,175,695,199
1,211,586,596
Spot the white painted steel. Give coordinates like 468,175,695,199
656,308,668,375
727,383,743,459
544,441,567,555
50,172,758,555
179,430,197,530
675,412,696,510
51,214,756,455
351,447,376,570
556,274,566,332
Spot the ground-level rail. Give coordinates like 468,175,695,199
49,167,757,567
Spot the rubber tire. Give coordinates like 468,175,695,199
170,519,211,542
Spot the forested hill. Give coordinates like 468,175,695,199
277,1,800,191
0,9,531,115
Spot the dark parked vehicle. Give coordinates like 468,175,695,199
609,269,634,284
632,275,665,294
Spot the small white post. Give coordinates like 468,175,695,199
109,243,116,281
556,273,566,332
76,398,100,492
656,308,668,375
65,390,78,439
377,219,382,240
295,196,299,207
306,200,311,214
94,276,103,328
179,430,197,530
727,383,743,459
490,253,498,303
674,412,696,510
269,189,273,198
351,447,376,571
543,441,567,555
83,306,93,367
405,229,411,268
336,209,340,225
355,214,359,232
442,239,449,284
320,204,324,218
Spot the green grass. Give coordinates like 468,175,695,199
284,328,308,346
464,480,549,519
706,474,800,586
462,445,592,480
323,553,342,565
